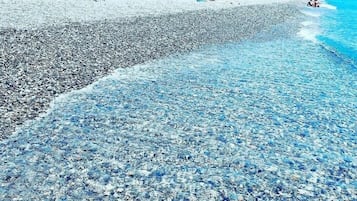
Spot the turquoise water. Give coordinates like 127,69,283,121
1,3,356,200
318,0,357,64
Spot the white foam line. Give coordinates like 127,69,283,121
297,20,320,42
297,28,319,42
301,20,317,26
301,10,322,17
320,3,337,10
11,61,164,137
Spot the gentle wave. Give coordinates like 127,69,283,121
298,7,322,42
301,9,322,17
297,26,320,42
319,3,336,10
300,0,356,65
318,0,357,64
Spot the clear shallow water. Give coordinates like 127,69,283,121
1,36,356,199
1,2,357,200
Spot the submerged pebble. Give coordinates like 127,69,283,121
0,2,356,201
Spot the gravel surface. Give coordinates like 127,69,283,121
0,4,300,139
0,0,297,29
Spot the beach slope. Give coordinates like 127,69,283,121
0,2,300,139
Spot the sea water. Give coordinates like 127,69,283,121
318,0,357,64
1,2,356,200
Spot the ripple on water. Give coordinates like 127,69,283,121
1,39,356,200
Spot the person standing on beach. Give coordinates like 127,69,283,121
307,0,320,7
314,0,320,7
307,0,314,7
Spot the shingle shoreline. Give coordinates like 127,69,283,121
0,4,300,139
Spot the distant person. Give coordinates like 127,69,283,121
314,0,320,7
307,0,314,7
307,0,320,7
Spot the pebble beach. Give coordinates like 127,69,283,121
0,3,299,139
1,0,356,200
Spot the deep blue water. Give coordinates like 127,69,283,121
0,2,356,200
